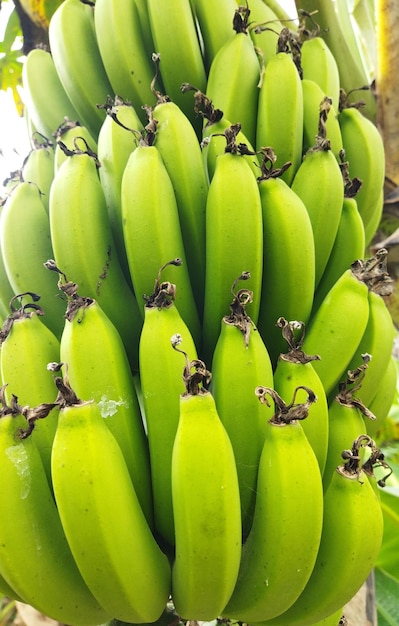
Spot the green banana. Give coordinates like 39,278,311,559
299,30,341,111
255,149,315,365
94,0,159,123
48,0,114,140
338,90,386,245
273,318,329,474
0,293,60,479
50,367,172,623
210,272,274,538
48,143,143,371
150,93,209,314
291,105,345,289
0,180,66,338
190,0,237,71
0,207,17,323
146,0,206,133
202,133,263,365
21,47,81,140
120,130,201,345
53,118,98,173
256,36,303,185
206,4,261,147
367,354,398,439
21,135,55,213
257,435,384,625
56,269,153,526
139,260,199,547
301,79,343,158
246,0,283,67
0,391,112,625
223,385,323,623
171,335,242,620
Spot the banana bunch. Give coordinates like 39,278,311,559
0,0,396,625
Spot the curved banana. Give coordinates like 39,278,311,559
0,293,60,479
121,132,201,345
171,335,242,621
0,180,66,338
0,208,17,323
301,78,343,158
57,271,153,526
50,368,172,623
367,354,398,439
53,118,98,173
48,0,114,140
0,391,112,625
190,0,237,71
139,260,198,547
150,95,209,314
312,193,366,314
338,92,385,245
206,4,261,147
255,150,315,365
210,273,274,538
48,144,143,371
146,0,206,133
246,0,283,67
202,134,263,365
223,386,323,623
300,33,341,111
21,135,55,213
273,318,329,474
94,0,158,120
291,106,345,288
256,36,303,185
21,47,81,140
257,435,384,625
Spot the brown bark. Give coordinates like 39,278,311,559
10,0,49,54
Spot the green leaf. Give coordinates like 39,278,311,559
2,7,22,53
375,567,399,625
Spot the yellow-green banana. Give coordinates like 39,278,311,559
171,335,242,620
256,40,303,185
0,293,60,479
146,0,206,133
121,131,201,344
255,149,315,365
94,0,158,122
210,273,274,538
338,91,385,245
0,392,111,625
57,270,153,526
21,136,55,213
300,33,341,111
367,354,398,439
301,79,343,158
21,47,81,140
223,385,323,623
48,144,143,371
273,318,329,474
53,118,98,173
0,180,65,337
190,0,237,71
139,260,199,547
246,0,283,67
206,4,261,146
202,138,263,365
258,436,384,625
48,0,113,140
50,367,172,623
291,115,345,289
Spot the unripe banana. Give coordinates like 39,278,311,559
0,293,60,479
0,180,66,337
367,354,398,439
190,0,237,71
273,318,329,474
53,119,98,173
256,37,303,185
94,0,159,122
301,79,343,158
210,273,274,537
0,206,17,323
48,0,114,139
202,137,263,365
223,386,324,623
206,5,261,146
258,436,384,625
48,144,143,371
171,335,242,621
120,132,201,345
300,34,341,111
0,392,112,625
246,0,283,67
255,150,315,365
139,260,199,547
57,271,152,526
21,135,55,213
338,90,385,245
21,47,81,140
146,0,206,133
50,368,172,623
291,109,345,288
